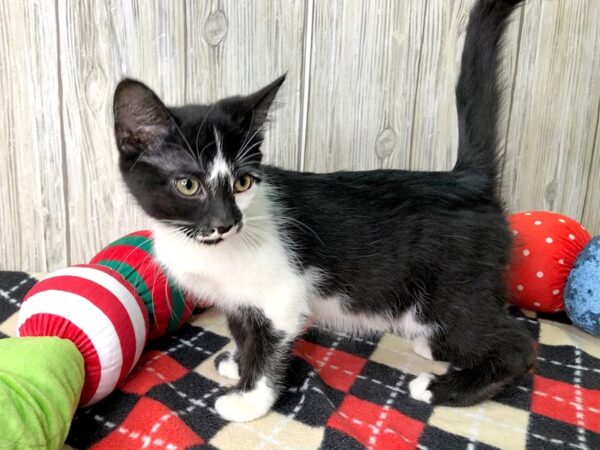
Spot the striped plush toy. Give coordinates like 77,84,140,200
89,230,197,339
18,264,150,406
2,231,197,450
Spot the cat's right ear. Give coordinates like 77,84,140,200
113,79,171,155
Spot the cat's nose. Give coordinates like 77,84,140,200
216,225,233,235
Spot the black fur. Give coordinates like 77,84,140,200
113,76,285,235
223,307,291,393
113,0,534,411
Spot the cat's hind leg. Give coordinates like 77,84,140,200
409,313,535,406
412,335,435,361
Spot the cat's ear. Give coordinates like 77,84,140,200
113,79,172,155
233,74,286,132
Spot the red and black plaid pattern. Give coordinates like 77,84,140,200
1,271,599,450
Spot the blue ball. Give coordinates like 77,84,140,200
565,236,600,336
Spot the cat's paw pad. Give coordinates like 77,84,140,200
412,336,434,360
214,379,274,422
409,372,434,404
215,352,240,380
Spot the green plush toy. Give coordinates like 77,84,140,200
0,337,83,450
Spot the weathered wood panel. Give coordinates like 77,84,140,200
303,0,426,172
303,0,520,174
185,0,306,169
503,0,600,225
58,0,186,264
0,1,66,271
582,106,600,234
410,0,521,172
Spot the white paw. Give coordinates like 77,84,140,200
412,336,434,360
217,356,240,381
214,377,275,422
409,372,434,404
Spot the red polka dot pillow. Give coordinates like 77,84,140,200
507,211,592,312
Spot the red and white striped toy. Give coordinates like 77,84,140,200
17,264,149,406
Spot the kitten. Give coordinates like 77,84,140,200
113,0,533,422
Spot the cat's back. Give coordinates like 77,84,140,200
262,165,498,210
260,164,511,306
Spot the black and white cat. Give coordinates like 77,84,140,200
112,0,533,422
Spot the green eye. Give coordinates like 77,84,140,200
234,174,253,193
175,177,200,196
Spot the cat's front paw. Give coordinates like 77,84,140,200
215,351,240,380
214,377,276,422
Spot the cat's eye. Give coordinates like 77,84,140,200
175,177,201,196
234,175,253,193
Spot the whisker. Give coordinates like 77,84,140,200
107,237,153,274
235,141,263,167
236,127,263,162
162,142,199,165
165,111,197,162
239,109,255,153
194,102,218,157
127,145,155,173
197,139,216,160
281,216,324,246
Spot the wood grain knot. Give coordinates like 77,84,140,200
375,127,398,159
85,68,108,114
204,10,228,47
544,180,559,204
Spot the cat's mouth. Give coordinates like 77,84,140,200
197,237,224,246
165,220,242,245
194,223,242,245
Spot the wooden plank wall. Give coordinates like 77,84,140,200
1,0,599,272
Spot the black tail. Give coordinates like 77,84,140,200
453,0,523,194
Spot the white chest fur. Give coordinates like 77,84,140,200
152,215,313,335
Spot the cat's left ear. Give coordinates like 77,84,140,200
234,74,286,132
113,79,172,156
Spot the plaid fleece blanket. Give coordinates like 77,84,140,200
1,271,598,450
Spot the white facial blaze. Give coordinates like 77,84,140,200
209,127,232,186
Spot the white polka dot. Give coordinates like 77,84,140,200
558,219,566,223
525,213,532,216
523,249,530,256
534,220,542,226
552,289,560,295
536,271,544,278
517,285,524,291
559,259,565,265
568,234,575,240
545,237,553,244
512,230,518,236
534,302,540,307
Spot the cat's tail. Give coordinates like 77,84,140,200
452,0,523,194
